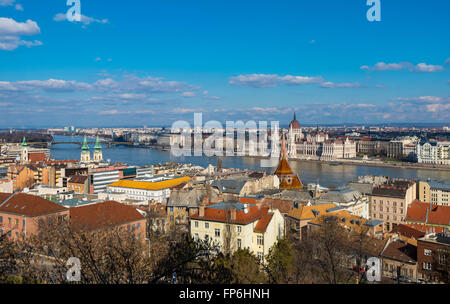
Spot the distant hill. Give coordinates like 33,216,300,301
0,132,53,143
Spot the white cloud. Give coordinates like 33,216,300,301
320,82,362,88
229,74,323,88
15,3,23,11
0,0,15,6
181,91,196,98
0,18,41,50
16,79,92,92
361,62,407,71
414,63,444,73
361,61,443,73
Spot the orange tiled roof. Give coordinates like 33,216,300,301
254,213,274,233
0,193,67,217
109,176,191,191
190,204,271,226
28,152,47,163
405,200,450,227
70,201,145,231
287,203,336,221
391,224,425,240
309,210,380,234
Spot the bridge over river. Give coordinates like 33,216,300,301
24,141,135,148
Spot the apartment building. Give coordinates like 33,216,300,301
317,188,370,219
370,180,417,232
0,193,69,241
417,233,449,283
108,175,191,203
189,201,285,262
416,141,450,165
417,180,450,206
70,201,146,240
88,165,129,194
380,239,417,281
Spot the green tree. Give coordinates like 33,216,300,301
265,238,294,283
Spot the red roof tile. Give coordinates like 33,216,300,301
381,240,417,264
0,193,67,217
70,201,145,231
28,152,47,163
68,176,88,184
406,200,450,227
190,204,270,225
254,213,273,233
391,224,425,240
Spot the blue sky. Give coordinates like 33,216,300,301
0,0,449,128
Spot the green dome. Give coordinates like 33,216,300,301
21,137,28,147
81,136,90,151
94,135,102,151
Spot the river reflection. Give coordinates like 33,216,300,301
50,136,450,187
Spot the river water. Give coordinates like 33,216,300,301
50,135,450,187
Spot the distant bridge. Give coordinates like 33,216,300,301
24,141,134,148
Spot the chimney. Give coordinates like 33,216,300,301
256,201,262,211
231,208,236,221
199,206,205,217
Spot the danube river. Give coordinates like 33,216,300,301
50,136,450,187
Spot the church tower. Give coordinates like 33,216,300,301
93,136,103,162
274,132,303,190
21,136,29,164
80,136,91,163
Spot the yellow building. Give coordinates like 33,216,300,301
108,176,191,203
189,201,285,262
417,180,450,206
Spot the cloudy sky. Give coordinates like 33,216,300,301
0,0,449,128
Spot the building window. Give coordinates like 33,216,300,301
237,238,242,249
423,262,432,270
205,223,209,229
194,233,199,241
194,221,198,228
424,249,432,256
257,252,264,262
205,234,209,241
257,235,264,246
237,226,242,233
439,254,446,265
215,229,220,238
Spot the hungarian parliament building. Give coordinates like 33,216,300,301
287,114,357,161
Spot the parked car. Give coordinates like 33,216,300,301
397,276,412,283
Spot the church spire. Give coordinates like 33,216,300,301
94,135,102,151
21,136,28,147
81,136,89,151
294,112,297,121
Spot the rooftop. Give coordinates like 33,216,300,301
70,201,145,231
0,193,68,217
109,176,191,191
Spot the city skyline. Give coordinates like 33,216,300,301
0,0,449,128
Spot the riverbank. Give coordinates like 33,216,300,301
287,158,450,172
145,144,450,172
